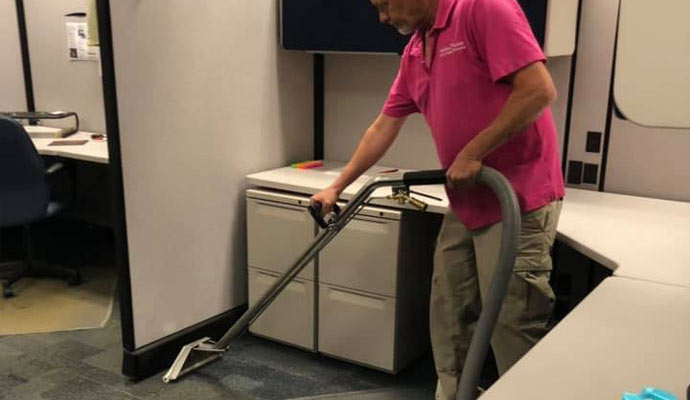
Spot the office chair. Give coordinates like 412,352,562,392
0,117,81,298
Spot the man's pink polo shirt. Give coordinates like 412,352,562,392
382,0,564,230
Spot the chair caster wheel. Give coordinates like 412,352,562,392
3,287,14,298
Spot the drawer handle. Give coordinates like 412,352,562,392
352,216,390,225
327,288,386,310
344,219,392,235
255,272,306,294
252,200,306,212
253,203,308,221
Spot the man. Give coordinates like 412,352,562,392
310,0,564,398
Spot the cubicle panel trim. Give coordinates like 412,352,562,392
122,305,246,380
314,53,324,161
598,0,622,192
560,0,584,175
96,0,136,352
14,0,35,113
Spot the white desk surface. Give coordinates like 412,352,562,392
558,189,690,288
31,131,109,164
247,162,690,288
481,277,690,400
246,161,449,213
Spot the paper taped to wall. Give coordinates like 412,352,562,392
66,22,98,61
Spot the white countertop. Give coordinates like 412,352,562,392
557,189,690,288
246,162,449,213
31,131,110,164
481,277,690,400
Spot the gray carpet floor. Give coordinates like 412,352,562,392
0,292,436,400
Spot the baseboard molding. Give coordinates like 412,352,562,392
122,305,247,380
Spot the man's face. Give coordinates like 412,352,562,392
370,0,427,35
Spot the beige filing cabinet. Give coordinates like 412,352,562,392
245,189,441,372
319,205,440,372
246,189,316,350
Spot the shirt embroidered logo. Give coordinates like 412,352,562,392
439,41,467,57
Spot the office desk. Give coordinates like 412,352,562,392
558,189,690,288
247,162,690,288
30,131,109,164
30,130,111,226
481,277,690,399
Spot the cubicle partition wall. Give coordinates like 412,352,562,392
0,0,27,111
604,0,690,201
564,0,690,201
98,0,313,378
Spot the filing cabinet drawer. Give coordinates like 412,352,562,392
247,190,314,279
319,207,401,297
318,283,396,371
248,267,314,351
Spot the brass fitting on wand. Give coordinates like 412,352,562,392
387,186,428,212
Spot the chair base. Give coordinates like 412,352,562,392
0,260,81,298
32,261,82,286
0,261,26,298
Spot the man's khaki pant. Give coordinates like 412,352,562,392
432,201,562,400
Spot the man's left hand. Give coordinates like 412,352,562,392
446,152,482,189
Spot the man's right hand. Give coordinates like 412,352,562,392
310,187,340,217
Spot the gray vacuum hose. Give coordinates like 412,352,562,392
456,167,521,400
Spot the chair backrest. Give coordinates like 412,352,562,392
0,117,49,227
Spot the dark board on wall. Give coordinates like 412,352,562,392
518,0,548,47
281,0,547,54
281,0,409,53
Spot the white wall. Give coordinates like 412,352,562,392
324,54,436,170
603,0,690,201
324,54,572,169
24,0,105,132
0,0,26,111
613,0,690,129
605,117,690,201
110,0,313,347
605,0,690,201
